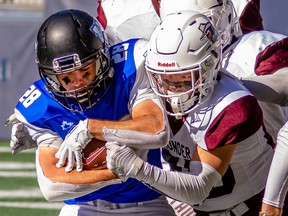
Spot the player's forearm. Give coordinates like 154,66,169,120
88,102,167,147
88,117,163,139
47,168,118,184
37,149,120,201
262,121,288,209
39,147,117,184
37,168,119,202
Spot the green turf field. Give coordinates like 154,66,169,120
0,140,63,216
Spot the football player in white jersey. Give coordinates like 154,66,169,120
242,73,288,216
151,0,287,142
222,30,288,142
152,1,288,215
106,10,274,215
152,2,288,215
152,0,263,36
6,9,176,216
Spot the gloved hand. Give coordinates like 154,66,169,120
5,113,37,155
55,119,93,172
106,142,144,182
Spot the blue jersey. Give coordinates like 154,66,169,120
15,39,162,204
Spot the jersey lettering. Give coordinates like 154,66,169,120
19,85,41,108
208,166,236,198
111,43,129,64
165,140,192,160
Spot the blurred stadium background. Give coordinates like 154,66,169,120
0,0,287,215
0,140,63,215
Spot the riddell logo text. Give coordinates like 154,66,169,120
158,62,176,67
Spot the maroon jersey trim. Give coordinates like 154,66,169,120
205,95,263,150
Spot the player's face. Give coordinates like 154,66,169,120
57,62,96,91
159,71,199,94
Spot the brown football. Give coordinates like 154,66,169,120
82,138,107,170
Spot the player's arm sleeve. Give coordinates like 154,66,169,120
133,160,222,205
262,121,288,208
242,71,288,106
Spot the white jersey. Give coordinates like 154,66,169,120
223,30,288,141
163,72,274,211
101,0,160,45
152,0,263,35
231,0,263,35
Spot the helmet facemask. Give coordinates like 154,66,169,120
40,50,113,112
147,55,220,119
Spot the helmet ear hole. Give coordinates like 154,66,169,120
205,57,214,67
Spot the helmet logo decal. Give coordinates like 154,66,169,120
158,62,176,67
90,19,104,42
199,21,217,42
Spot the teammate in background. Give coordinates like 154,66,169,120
8,9,175,216
242,73,288,216
106,10,274,215
99,0,160,45
222,30,288,142
151,0,263,35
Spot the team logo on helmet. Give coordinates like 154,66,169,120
90,19,104,42
199,21,217,43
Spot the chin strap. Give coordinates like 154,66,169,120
168,91,198,119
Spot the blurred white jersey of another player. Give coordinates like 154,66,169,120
101,0,160,45
223,30,288,141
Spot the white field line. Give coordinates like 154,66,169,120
0,188,43,198
0,202,64,209
0,171,36,177
0,162,36,177
0,188,64,209
0,154,64,210
0,147,34,153
0,162,35,169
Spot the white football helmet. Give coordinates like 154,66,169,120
146,10,222,119
156,0,239,47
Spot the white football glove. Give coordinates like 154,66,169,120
106,142,145,182
5,113,37,155
55,119,93,173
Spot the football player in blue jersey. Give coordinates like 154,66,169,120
7,9,175,216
